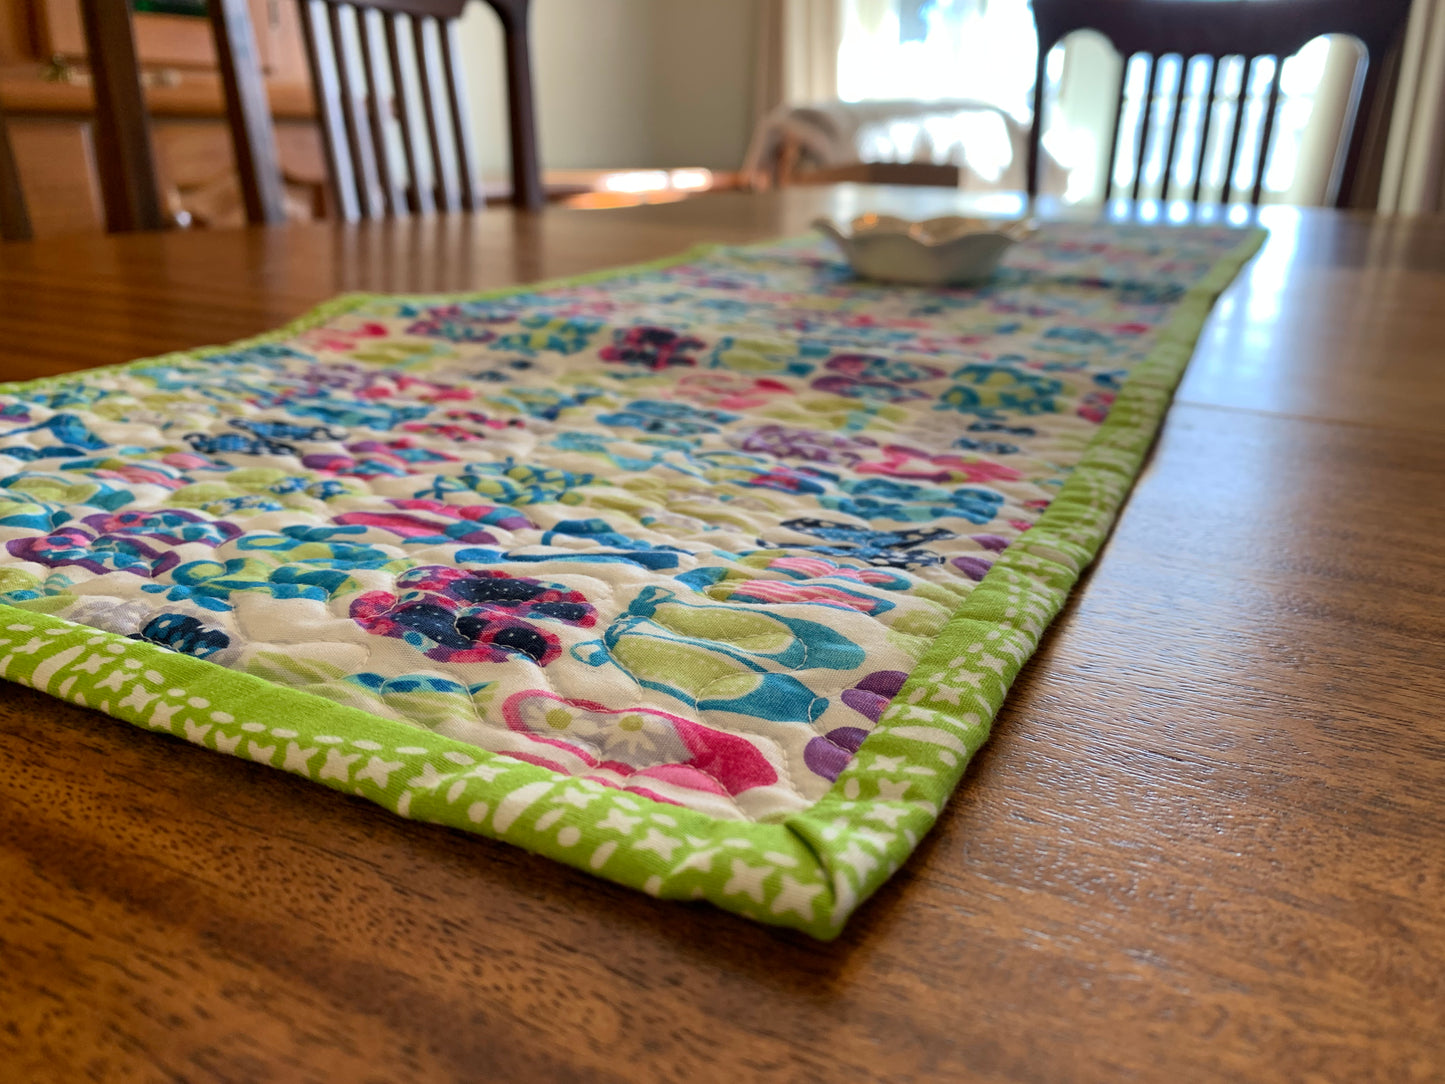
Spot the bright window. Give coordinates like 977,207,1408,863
838,0,1041,119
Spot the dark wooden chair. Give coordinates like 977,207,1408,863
1,1,165,239
1026,0,1414,207
212,0,543,225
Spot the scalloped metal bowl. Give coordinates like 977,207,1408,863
814,213,1034,287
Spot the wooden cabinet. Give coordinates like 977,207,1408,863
5,115,105,234
0,0,325,234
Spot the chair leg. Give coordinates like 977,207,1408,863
1027,51,1047,200
488,0,544,212
78,0,165,233
777,132,801,188
0,108,32,242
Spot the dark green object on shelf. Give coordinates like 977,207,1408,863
133,0,208,16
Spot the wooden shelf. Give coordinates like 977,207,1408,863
0,68,314,120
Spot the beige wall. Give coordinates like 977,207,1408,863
459,0,761,176
647,0,761,167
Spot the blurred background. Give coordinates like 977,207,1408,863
1,0,1440,231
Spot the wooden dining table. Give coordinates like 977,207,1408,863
1,186,1442,1082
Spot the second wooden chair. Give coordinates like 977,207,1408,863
211,0,542,224
1026,0,1413,207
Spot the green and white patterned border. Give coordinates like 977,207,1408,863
0,228,1265,939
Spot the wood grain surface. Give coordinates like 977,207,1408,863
1,188,1442,1083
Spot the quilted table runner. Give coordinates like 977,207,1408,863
0,223,1261,938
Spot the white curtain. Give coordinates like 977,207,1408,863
1379,0,1445,214
753,0,843,121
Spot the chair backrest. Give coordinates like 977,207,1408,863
213,0,542,225
1026,0,1413,207
0,101,31,242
